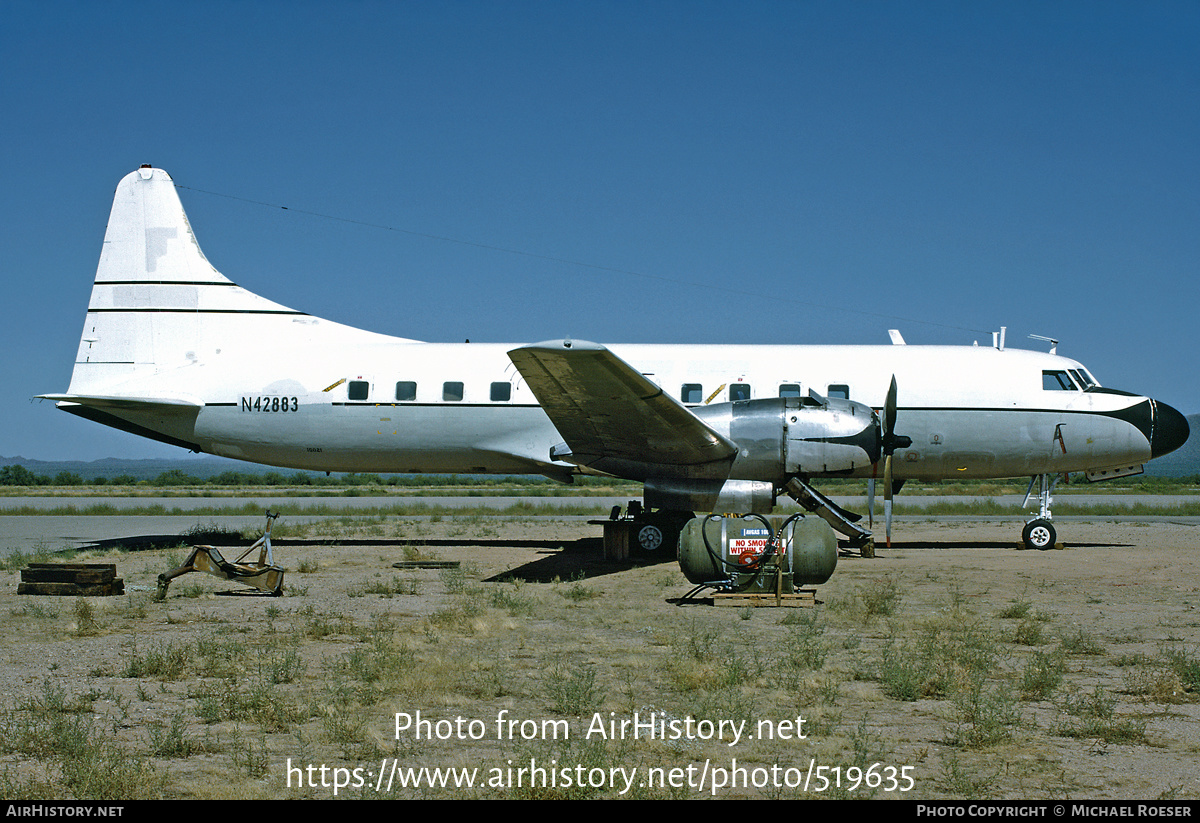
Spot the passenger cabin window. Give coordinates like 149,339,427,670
395,381,416,402
681,383,703,404
778,383,802,398
490,382,511,402
348,381,369,401
827,384,850,400
443,382,464,402
730,384,751,401
1042,370,1076,391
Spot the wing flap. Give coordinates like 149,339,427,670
508,340,736,474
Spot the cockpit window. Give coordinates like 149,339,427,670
1042,370,1077,391
1070,369,1097,389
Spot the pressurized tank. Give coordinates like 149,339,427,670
677,514,838,592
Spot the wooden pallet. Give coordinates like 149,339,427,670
18,563,125,596
713,588,816,608
392,560,461,570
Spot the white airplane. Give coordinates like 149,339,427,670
41,167,1190,554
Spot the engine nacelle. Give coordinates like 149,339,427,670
691,396,881,483
644,477,776,513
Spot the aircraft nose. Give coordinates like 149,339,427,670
1151,400,1190,459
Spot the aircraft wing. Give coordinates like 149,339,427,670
508,340,737,476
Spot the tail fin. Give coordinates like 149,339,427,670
66,166,306,397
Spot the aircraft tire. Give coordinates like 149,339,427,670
633,514,690,555
635,523,665,553
1022,519,1056,551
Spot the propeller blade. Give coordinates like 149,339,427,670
869,379,894,534
884,375,898,442
884,453,894,547
879,375,911,549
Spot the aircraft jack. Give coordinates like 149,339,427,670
156,511,285,598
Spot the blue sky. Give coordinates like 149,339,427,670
2,1,1197,462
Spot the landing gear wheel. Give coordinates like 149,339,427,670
636,523,665,552
1022,519,1056,551
631,512,691,556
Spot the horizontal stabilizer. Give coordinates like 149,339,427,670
37,393,203,452
37,394,202,410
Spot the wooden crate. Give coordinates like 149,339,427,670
601,521,632,561
18,563,125,596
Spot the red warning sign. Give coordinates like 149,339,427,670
729,536,768,565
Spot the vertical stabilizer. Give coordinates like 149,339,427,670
68,166,305,396
96,166,226,288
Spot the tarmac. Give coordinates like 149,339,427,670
0,493,1196,554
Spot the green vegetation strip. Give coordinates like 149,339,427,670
2,463,1198,496
879,498,1200,517
0,498,1199,518
0,500,616,518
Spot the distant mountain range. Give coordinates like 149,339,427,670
4,413,1196,480
0,453,291,481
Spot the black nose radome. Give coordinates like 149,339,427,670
1151,400,1190,459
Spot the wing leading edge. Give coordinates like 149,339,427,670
507,340,737,479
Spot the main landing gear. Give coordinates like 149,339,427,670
1021,474,1060,551
619,501,693,554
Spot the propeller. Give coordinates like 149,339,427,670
879,376,911,547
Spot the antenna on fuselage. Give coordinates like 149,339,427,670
1028,334,1059,354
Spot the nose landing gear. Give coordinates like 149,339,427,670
1021,474,1061,551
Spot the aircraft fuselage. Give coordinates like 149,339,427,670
69,337,1172,483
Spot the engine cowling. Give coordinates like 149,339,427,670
642,396,881,513
693,396,881,481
